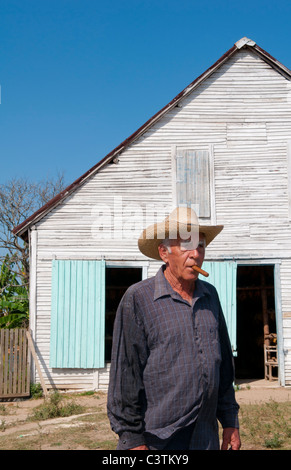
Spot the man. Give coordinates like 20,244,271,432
107,207,241,450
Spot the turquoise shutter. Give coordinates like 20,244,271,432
176,150,210,217
203,261,237,355
50,260,106,368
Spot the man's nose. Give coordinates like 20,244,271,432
188,248,200,257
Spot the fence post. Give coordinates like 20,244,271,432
26,330,48,397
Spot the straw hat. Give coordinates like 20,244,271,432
138,206,224,261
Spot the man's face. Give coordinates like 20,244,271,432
158,234,206,283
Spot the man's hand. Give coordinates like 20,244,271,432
130,445,149,450
221,427,241,450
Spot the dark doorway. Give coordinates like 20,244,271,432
105,267,142,361
235,265,276,379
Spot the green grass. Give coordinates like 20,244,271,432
238,400,291,450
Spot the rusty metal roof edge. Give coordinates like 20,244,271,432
251,44,291,80
13,37,291,239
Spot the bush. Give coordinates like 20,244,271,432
30,383,43,399
264,433,283,449
29,391,85,421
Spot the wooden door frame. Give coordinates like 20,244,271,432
237,259,284,386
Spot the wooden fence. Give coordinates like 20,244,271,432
0,328,31,399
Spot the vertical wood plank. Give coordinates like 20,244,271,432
20,329,26,395
26,330,48,397
8,330,13,395
0,329,4,396
12,329,18,394
17,329,23,395
24,329,31,396
4,330,8,395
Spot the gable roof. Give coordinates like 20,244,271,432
13,37,291,240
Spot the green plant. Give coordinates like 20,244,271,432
0,255,29,329
29,391,85,421
0,420,6,432
0,405,7,415
264,433,284,449
30,383,44,399
79,390,95,396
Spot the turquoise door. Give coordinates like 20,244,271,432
203,261,237,355
50,260,106,368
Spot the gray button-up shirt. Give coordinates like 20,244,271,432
107,266,239,450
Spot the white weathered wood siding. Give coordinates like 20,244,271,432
32,48,291,388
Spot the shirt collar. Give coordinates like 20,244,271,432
154,265,211,302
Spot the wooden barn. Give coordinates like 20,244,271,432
14,37,291,390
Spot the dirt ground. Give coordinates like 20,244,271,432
0,392,107,431
0,380,290,450
235,379,291,404
0,391,114,443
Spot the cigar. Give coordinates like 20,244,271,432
192,265,209,277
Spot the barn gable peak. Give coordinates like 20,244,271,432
235,37,256,49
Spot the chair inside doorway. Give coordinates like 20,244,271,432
235,265,278,381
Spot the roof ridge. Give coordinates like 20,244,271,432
235,37,256,49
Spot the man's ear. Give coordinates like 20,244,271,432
158,244,169,263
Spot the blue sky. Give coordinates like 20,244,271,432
1,0,291,187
